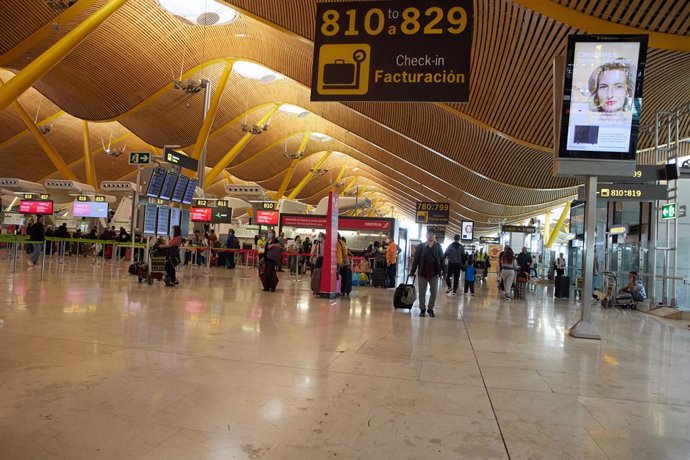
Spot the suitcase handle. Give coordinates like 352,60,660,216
406,274,416,283
334,59,346,64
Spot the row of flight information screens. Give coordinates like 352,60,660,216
146,167,197,204
144,204,190,237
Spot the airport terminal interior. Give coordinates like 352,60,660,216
0,0,689,459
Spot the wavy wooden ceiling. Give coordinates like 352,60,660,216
0,0,688,234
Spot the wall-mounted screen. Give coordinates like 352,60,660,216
191,207,212,222
169,207,181,236
171,175,188,203
146,167,167,198
461,221,474,241
143,203,157,235
73,201,108,218
559,35,648,161
180,209,190,236
182,179,198,205
159,171,179,201
19,200,53,215
256,210,279,225
157,206,170,236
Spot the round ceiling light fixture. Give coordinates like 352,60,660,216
233,61,281,83
279,104,310,118
157,0,238,26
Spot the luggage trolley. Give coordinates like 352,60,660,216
129,247,170,285
599,271,637,309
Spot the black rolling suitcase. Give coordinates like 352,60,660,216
394,275,416,309
554,275,570,298
370,257,387,288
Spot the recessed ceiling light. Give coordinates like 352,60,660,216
310,132,332,142
279,104,310,117
233,61,281,82
158,0,238,26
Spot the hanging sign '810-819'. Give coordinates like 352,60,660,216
311,0,473,102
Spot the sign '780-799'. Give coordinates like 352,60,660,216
311,0,473,102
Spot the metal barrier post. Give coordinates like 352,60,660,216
40,240,47,281
12,238,19,273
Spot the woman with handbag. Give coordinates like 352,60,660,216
160,225,182,287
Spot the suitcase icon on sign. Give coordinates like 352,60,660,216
321,49,367,90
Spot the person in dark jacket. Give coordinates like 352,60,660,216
28,215,45,266
225,229,238,269
263,230,283,292
443,234,465,295
410,230,445,317
516,246,531,274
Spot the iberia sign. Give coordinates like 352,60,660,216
311,0,473,102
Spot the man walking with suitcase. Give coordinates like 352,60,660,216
410,231,445,317
443,234,465,295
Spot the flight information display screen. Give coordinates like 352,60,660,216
169,207,181,236
159,171,179,201
143,203,157,235
182,179,198,205
171,175,189,203
180,209,190,236
157,206,170,236
146,167,167,198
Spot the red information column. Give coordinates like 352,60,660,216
319,191,339,298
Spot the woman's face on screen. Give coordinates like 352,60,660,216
596,69,629,112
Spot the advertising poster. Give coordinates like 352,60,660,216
461,221,474,241
559,35,647,161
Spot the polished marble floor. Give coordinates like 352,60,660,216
1,255,689,459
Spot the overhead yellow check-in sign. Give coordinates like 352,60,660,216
311,0,473,102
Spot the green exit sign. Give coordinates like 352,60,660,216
661,203,677,220
128,151,151,165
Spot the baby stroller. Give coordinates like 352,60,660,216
474,260,486,283
599,271,637,309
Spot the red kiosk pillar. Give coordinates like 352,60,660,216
319,191,339,298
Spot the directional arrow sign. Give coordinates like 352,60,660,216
211,206,233,224
661,203,677,220
128,151,151,165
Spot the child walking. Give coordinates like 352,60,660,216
464,256,476,295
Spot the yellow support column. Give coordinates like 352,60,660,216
341,176,358,194
330,165,347,191
543,210,551,248
287,150,332,200
12,99,77,181
204,103,280,188
223,171,235,185
191,60,234,160
273,131,311,200
82,120,97,188
545,202,571,249
0,0,130,113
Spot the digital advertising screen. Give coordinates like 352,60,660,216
73,201,108,218
559,35,648,161
159,171,179,201
182,179,198,205
169,207,181,236
171,174,189,203
143,203,157,235
191,207,212,222
461,221,474,241
156,206,170,236
256,210,279,225
19,200,53,215
146,167,167,198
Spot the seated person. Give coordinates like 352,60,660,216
617,271,646,302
